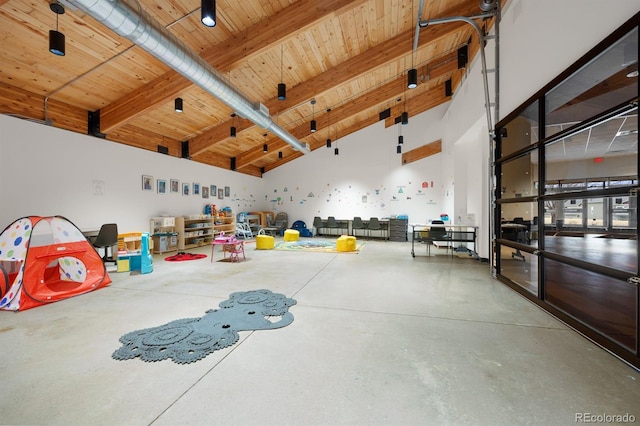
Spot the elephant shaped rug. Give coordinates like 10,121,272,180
112,289,297,364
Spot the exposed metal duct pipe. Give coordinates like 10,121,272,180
66,0,311,154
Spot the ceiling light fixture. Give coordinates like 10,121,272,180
407,68,418,89
334,126,339,155
278,151,283,159
263,133,268,152
201,0,216,27
230,113,237,137
174,97,183,112
310,99,316,133
278,45,286,100
49,1,66,56
397,144,402,154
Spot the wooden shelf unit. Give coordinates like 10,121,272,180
213,213,235,238
176,216,214,250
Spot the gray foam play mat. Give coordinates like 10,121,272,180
112,289,297,364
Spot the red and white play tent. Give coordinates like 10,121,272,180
0,216,111,311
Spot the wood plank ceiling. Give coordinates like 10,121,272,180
0,0,500,176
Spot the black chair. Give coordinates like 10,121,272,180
313,216,325,237
352,217,366,237
93,223,118,263
367,217,383,239
326,216,339,236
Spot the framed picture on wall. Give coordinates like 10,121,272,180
182,183,190,196
193,182,200,195
142,175,153,191
157,179,167,194
218,188,224,199
210,185,216,195
202,186,209,198
224,186,230,197
170,179,179,193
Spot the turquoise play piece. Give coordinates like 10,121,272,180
112,289,296,364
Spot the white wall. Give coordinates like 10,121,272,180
262,103,450,228
0,115,264,233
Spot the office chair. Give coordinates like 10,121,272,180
93,223,118,263
427,220,448,253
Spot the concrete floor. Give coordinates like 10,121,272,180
1,239,639,425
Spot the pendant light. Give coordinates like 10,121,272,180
334,126,339,156
230,113,237,137
407,68,418,89
278,45,286,100
310,99,316,133
174,97,183,113
263,133,268,152
326,108,332,148
278,151,283,159
201,0,216,27
49,1,66,56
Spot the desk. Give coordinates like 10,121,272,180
81,229,100,244
501,223,528,261
211,239,245,262
410,224,477,257
501,223,529,243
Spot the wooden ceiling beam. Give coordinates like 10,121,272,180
190,1,480,156
98,0,364,133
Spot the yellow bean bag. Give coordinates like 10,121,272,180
336,235,356,252
256,234,275,249
284,229,300,242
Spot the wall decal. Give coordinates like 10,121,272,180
308,192,315,197
93,180,105,196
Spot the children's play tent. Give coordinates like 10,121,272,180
0,216,111,311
